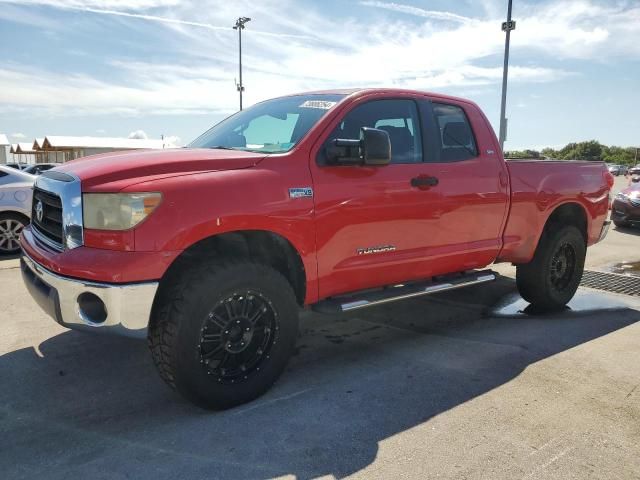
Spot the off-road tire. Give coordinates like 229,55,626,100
516,225,586,311
148,260,299,410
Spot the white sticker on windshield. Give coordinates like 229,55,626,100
299,100,337,110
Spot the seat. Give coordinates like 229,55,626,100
378,125,415,163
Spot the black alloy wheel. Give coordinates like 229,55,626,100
549,242,577,292
199,291,279,383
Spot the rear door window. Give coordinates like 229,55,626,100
431,103,478,162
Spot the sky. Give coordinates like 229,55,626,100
0,0,638,150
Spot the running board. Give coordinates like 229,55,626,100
312,270,496,314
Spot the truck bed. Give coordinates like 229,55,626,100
498,159,610,263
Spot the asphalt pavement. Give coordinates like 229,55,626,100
1,176,639,480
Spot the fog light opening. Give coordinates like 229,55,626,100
77,292,107,325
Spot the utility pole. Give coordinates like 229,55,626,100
233,17,251,111
499,0,516,152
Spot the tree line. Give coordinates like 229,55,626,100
505,140,639,165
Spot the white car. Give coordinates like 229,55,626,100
0,165,35,254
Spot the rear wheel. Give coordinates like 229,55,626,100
516,225,586,311
0,213,28,255
148,260,299,410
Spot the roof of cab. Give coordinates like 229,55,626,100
283,87,476,105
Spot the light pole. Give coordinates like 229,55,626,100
499,0,516,151
233,16,251,111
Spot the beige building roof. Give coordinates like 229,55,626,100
15,143,37,154
42,136,170,150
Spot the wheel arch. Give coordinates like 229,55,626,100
153,229,308,313
541,201,589,244
0,210,30,223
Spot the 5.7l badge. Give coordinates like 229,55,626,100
289,187,313,199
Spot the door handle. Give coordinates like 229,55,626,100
411,175,439,189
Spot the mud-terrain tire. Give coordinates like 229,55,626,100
148,260,299,410
516,225,586,311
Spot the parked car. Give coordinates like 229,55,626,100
20,88,613,409
629,164,640,175
5,163,28,170
608,164,628,176
23,163,59,176
0,165,34,254
612,182,640,228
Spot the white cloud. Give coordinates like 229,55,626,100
0,0,637,118
128,129,148,139
11,132,26,139
0,0,181,10
162,135,181,147
359,1,473,24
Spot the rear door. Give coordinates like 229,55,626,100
414,99,509,270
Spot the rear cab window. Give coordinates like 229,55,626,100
430,103,478,163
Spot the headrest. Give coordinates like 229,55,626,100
442,122,472,147
378,125,412,142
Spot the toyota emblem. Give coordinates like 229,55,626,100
35,200,44,223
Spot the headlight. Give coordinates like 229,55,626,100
616,192,628,201
83,193,162,230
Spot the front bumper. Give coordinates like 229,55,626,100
21,252,158,338
611,199,640,225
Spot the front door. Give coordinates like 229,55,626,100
310,97,437,298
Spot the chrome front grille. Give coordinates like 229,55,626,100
31,171,84,250
32,188,64,248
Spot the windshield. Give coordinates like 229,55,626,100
189,94,345,154
0,165,35,185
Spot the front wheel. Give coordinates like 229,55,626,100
516,225,586,311
148,261,299,410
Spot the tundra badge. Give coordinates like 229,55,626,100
357,245,396,255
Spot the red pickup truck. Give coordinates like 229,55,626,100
20,88,612,409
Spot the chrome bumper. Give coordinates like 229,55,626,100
21,252,158,338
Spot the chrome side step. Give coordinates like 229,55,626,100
312,270,496,314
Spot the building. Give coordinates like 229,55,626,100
33,136,174,163
0,134,176,165
0,134,8,164
9,143,37,164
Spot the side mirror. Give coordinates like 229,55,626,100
360,127,391,165
326,127,391,166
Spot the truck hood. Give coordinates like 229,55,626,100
54,148,267,190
